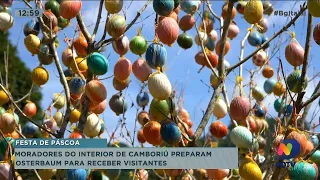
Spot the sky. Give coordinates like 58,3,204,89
4,1,320,146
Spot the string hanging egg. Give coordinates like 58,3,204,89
263,79,276,94
145,42,167,69
243,0,263,24
84,113,101,138
23,19,40,36
85,80,107,104
253,103,266,118
221,3,236,20
70,108,81,124
149,99,171,122
177,32,193,49
73,33,88,57
109,93,128,116
160,120,181,146
262,65,274,78
286,70,308,93
239,155,263,179
148,71,172,101
274,98,286,113
107,14,126,39
104,0,123,14
258,18,269,33
24,34,41,56
22,122,38,137
69,77,85,94
52,93,66,109
314,23,320,45
61,48,75,67
209,121,228,138
273,81,285,96
230,96,251,122
252,49,267,67
212,98,227,119
230,126,253,148
87,52,109,76
113,77,130,91
285,34,305,67
43,118,57,133
248,30,263,47
0,113,16,134
157,17,179,46
129,30,148,56
23,101,37,118
114,57,132,81
143,121,162,146
180,0,199,15
179,14,195,32
59,0,82,20
70,57,88,74
38,44,54,65
31,66,49,86
153,0,174,16
0,12,13,32
112,35,129,56
136,92,149,108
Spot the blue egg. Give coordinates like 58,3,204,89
254,104,265,118
23,19,40,36
69,77,85,94
22,122,38,137
136,92,149,107
64,69,73,77
285,104,293,116
311,135,319,147
66,169,87,180
180,0,200,15
274,99,286,113
160,120,181,146
263,79,276,94
205,37,215,51
248,31,263,47
153,0,174,16
289,161,317,180
145,43,167,69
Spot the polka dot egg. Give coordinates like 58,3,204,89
252,50,267,67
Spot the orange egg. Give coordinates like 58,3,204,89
215,39,230,56
221,4,236,20
143,121,162,146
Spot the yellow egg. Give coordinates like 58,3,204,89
70,108,81,124
70,57,88,73
31,66,49,86
24,34,41,56
308,0,320,17
273,81,285,96
0,90,9,106
239,156,262,180
243,0,264,24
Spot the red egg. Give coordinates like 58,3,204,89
205,50,218,68
313,22,320,45
42,10,58,33
230,96,251,122
227,22,240,39
156,17,179,46
209,121,228,138
69,130,85,138
143,121,162,146
59,0,82,20
195,51,206,66
206,169,230,180
179,14,195,32
132,58,152,83
85,80,107,104
114,57,132,81
23,101,37,118
239,116,257,133
137,129,146,144
112,35,129,56
285,39,305,67
215,39,230,56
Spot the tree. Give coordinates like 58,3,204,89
1,0,320,180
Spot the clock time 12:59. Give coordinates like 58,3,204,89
15,9,43,17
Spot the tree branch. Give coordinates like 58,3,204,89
300,82,320,109
92,0,104,41
76,14,92,43
227,4,308,75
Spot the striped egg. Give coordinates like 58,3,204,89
136,92,149,107
66,169,87,180
22,122,38,137
230,126,253,148
230,96,251,122
69,77,85,94
252,86,265,102
112,35,129,56
132,58,152,83
213,98,227,119
157,17,179,46
263,79,276,94
85,80,107,104
289,161,316,180
252,50,267,67
160,120,181,146
114,57,132,81
145,43,167,69
148,71,172,100
84,113,101,138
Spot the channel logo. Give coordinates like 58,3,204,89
277,139,300,160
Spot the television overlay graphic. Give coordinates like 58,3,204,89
275,139,300,168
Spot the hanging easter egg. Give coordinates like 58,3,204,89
107,14,126,39
258,18,268,33
236,1,247,14
287,130,308,157
73,34,88,57
194,51,206,67
70,57,88,73
177,32,193,49
61,48,75,67
290,161,317,179
0,12,13,32
263,1,274,15
31,66,49,86
137,129,146,143
285,37,305,67
66,169,87,180
262,65,274,78
70,108,81,124
152,0,174,16
252,86,265,102
308,0,320,17
105,0,123,14
113,77,130,91
274,98,286,113
24,34,41,55
205,36,215,51
207,169,229,180
148,71,172,100
314,23,320,45
285,104,293,116
204,49,218,68
136,92,149,107
230,96,251,122
194,31,208,46
210,70,219,89
0,113,15,134
53,93,65,109
230,126,253,148
132,58,152,82
200,18,214,34
252,49,267,66
160,120,181,146
179,14,195,31
23,19,40,36
209,121,228,138
69,77,85,94
143,121,162,146
59,0,82,20
221,3,236,20
263,79,276,94
58,16,69,29
53,111,63,127
38,44,54,66
311,135,319,147
145,42,167,69
243,0,263,24
286,70,308,93
138,111,150,126
213,98,227,119
87,52,108,75
227,22,240,40
43,118,57,133
157,17,179,46
42,10,58,33
149,99,171,122
83,113,101,138
130,35,148,57
0,90,9,106
112,35,129,56
114,57,132,81
311,150,320,164
273,81,285,96
22,122,38,137
180,0,199,15
23,101,37,118
45,0,60,17
215,39,230,56
248,30,262,47
69,129,85,138
109,93,128,116
254,103,266,118
90,100,107,114
85,80,107,104
239,155,263,179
